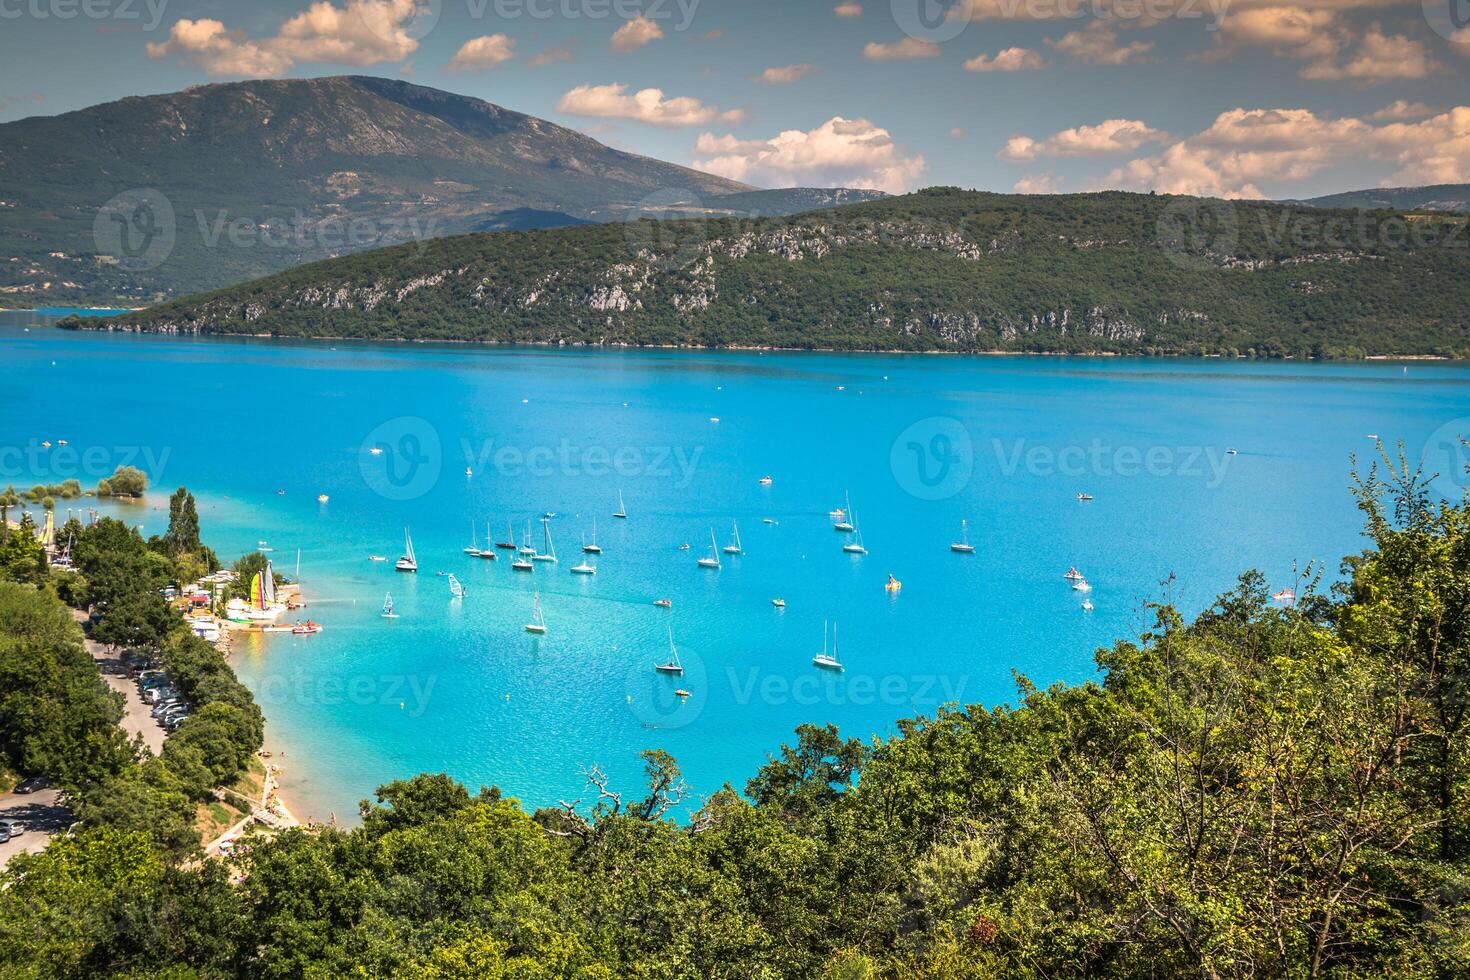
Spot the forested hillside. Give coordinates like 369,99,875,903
88,187,1470,358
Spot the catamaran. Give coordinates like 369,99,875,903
813,621,844,671
448,574,465,599
697,529,721,569
613,491,627,519
534,518,557,562
395,529,418,572
463,522,481,556
227,560,286,622
380,593,398,619
950,519,975,554
525,593,547,634
583,518,602,554
833,492,855,532
654,626,683,674
723,520,743,555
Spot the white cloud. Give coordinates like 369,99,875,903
754,64,814,84
1014,173,1063,193
610,15,663,52
693,117,925,193
834,2,863,16
1046,24,1154,65
557,83,746,127
1097,105,1470,198
1213,7,1345,62
863,37,942,60
146,0,424,76
963,47,1047,71
448,34,515,71
1369,99,1438,121
1301,24,1439,81
527,46,574,68
1002,119,1171,161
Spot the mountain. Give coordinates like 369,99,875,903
82,187,1470,357
1296,184,1470,213
0,76,876,307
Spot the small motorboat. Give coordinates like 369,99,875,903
276,489,286,495
1226,448,1238,455
465,467,473,477
317,494,330,503
759,476,772,485
571,560,595,575
1082,600,1094,612
291,621,322,635
654,599,672,608
1073,579,1093,592
369,555,387,562
674,689,692,698
368,447,384,455
771,598,785,607
1076,492,1094,502
762,518,778,525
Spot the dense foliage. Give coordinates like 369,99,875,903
1,462,1468,976
0,489,263,861
87,187,1470,358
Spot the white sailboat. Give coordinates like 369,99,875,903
950,519,975,554
380,592,398,619
518,520,536,556
697,529,721,569
813,621,844,671
464,521,481,556
833,492,855,533
842,507,868,555
583,518,602,554
477,521,498,559
654,625,683,674
448,574,465,599
525,593,547,634
571,555,596,574
396,528,418,572
534,517,558,562
722,520,743,555
613,490,627,519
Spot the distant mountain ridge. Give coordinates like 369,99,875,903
0,75,882,307
1294,184,1470,213
85,187,1470,358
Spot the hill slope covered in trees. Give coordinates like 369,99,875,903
87,187,1470,357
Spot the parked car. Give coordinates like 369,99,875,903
14,776,50,794
1,820,24,838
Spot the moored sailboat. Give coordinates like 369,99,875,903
534,517,558,562
697,529,721,569
395,529,418,572
525,593,547,634
654,626,683,674
722,520,742,555
950,519,975,554
812,621,844,671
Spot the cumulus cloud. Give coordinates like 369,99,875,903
1002,119,1171,161
610,15,663,52
1014,173,1063,193
692,117,926,193
448,34,515,71
1300,24,1439,81
1097,105,1470,198
1046,24,1154,65
1369,99,1439,121
146,0,424,76
834,2,863,16
863,38,941,59
528,46,574,67
754,64,814,84
963,47,1047,71
557,83,746,127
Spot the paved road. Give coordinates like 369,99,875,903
0,788,71,867
70,609,165,755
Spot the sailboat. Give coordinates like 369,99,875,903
950,519,975,554
613,491,627,519
518,520,536,556
571,555,596,575
654,625,683,674
525,593,547,634
722,520,743,555
463,522,481,556
380,593,398,619
395,529,418,572
448,574,465,599
227,561,286,622
495,520,517,550
833,492,855,532
697,529,721,569
583,518,602,554
842,507,868,555
478,521,498,559
813,621,844,671
533,518,558,562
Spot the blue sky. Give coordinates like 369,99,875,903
1,0,1466,198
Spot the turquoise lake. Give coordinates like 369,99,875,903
5,312,1470,821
